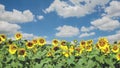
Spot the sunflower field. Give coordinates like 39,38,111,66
0,33,120,68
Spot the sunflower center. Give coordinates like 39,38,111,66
1,35,5,39
61,42,66,46
19,50,25,55
16,34,21,38
33,40,37,43
113,46,118,50
104,47,109,53
11,46,17,50
0,38,1,41
40,39,44,43
75,48,80,52
86,45,91,49
53,46,59,51
87,41,92,44
81,41,85,45
99,41,105,47
118,54,120,58
27,42,33,47
54,40,58,44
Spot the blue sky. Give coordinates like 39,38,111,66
0,0,120,43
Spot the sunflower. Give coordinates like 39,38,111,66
75,47,83,55
18,48,26,57
62,51,71,58
8,44,17,54
26,41,34,49
46,52,52,57
15,32,22,40
52,39,59,46
112,45,119,53
85,45,92,52
60,45,68,51
53,46,59,51
97,38,108,49
116,53,120,60
38,38,46,46
69,45,74,53
95,43,100,49
80,40,86,49
86,40,93,46
0,37,3,44
32,39,38,45
0,34,6,41
101,46,110,55
60,40,66,46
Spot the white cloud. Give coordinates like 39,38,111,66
104,1,120,17
0,4,5,12
22,33,48,40
106,32,120,43
37,15,44,20
91,16,120,31
0,4,34,23
80,26,95,32
22,33,38,39
44,0,110,18
0,21,21,34
56,25,79,37
79,32,95,38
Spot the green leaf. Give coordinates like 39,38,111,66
34,63,43,68
67,56,75,65
18,56,25,61
86,60,95,68
95,55,105,64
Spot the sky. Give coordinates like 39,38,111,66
0,0,120,43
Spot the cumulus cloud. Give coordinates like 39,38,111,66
37,15,44,20
44,0,110,18
80,26,95,32
104,1,120,17
0,4,34,23
91,16,120,31
55,25,79,37
106,32,120,43
79,32,95,38
0,21,21,34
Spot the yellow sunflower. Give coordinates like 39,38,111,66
85,45,92,52
60,45,68,51
62,51,71,58
32,39,38,45
52,39,59,46
69,45,74,53
26,41,34,49
97,38,108,49
46,52,52,57
112,45,119,53
0,34,6,41
15,32,22,40
53,46,59,51
37,38,46,46
75,47,83,55
80,40,86,49
0,37,3,44
18,48,26,57
116,53,120,60
60,40,66,46
101,46,110,55
86,40,93,46
8,44,17,54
